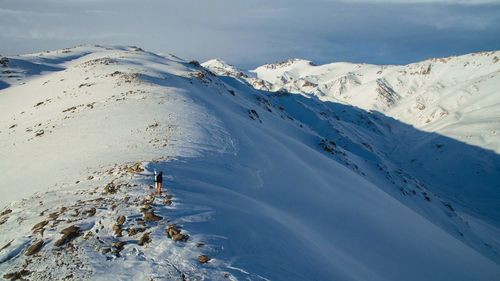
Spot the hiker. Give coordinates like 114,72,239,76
156,171,163,194
153,170,157,189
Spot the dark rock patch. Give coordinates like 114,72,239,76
198,255,211,264
143,211,162,222
138,233,152,246
3,270,30,280
54,225,81,247
25,239,44,256
116,215,126,226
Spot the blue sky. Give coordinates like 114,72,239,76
1,0,500,68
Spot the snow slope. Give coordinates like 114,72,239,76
0,46,499,280
205,52,500,152
204,54,500,224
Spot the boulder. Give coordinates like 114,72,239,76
54,225,81,246
138,233,152,246
25,239,44,256
198,255,211,264
143,211,162,222
116,215,126,226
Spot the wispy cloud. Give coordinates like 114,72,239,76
0,0,499,67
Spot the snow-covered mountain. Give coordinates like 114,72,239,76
1,45,499,281
204,53,500,222
204,52,500,152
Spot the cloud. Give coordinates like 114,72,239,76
0,0,499,68
334,0,500,4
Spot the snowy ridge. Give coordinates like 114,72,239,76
204,53,500,222
0,46,499,280
204,51,500,152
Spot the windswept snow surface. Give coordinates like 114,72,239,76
205,53,500,153
204,54,500,223
0,46,499,280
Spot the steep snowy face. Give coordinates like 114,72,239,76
1,46,500,281
204,52,500,153
203,53,500,223
0,45,233,208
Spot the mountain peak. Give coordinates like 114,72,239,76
257,58,315,70
202,58,249,78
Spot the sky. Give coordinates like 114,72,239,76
1,0,500,68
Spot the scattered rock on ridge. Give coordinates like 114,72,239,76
54,225,81,246
25,239,44,256
198,255,211,264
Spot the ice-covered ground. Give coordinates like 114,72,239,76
0,46,499,280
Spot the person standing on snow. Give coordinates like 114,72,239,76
153,170,157,189
157,171,163,194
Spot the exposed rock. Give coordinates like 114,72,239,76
25,239,44,256
0,57,9,67
166,224,180,237
48,212,59,219
35,129,45,137
127,227,145,236
0,216,9,225
113,241,125,257
189,60,201,67
112,241,126,251
248,109,261,122
54,225,81,246
3,270,30,280
79,57,116,68
32,220,49,233
167,224,188,242
140,204,152,212
421,64,432,75
116,215,126,226
1,209,13,216
100,247,111,254
172,233,189,242
320,139,343,156
141,196,155,205
164,198,173,206
125,163,144,173
112,224,123,237
375,78,400,108
143,211,162,222
198,255,211,264
194,71,206,80
443,202,455,212
104,182,118,194
61,225,79,235
138,233,152,246
82,208,96,217
0,239,13,251
83,231,94,240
